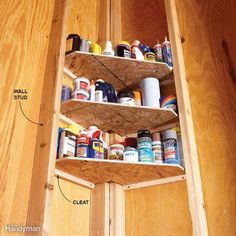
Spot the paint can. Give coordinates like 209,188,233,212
71,89,89,100
123,147,139,162
154,41,163,62
89,138,104,159
74,77,90,91
160,95,178,113
116,41,131,58
162,129,180,164
108,144,124,160
152,132,163,163
66,34,81,55
162,37,173,67
61,85,71,102
140,77,160,108
76,130,90,158
144,52,156,62
117,91,135,105
137,130,154,162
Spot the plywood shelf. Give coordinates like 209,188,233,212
56,157,185,185
64,51,173,91
61,99,178,136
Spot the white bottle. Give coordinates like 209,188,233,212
131,40,144,60
103,41,115,56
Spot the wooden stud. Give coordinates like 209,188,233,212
26,0,70,234
165,0,209,235
90,183,110,236
109,183,125,236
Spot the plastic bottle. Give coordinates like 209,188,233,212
152,132,163,163
89,80,95,101
162,37,173,67
103,41,115,56
154,40,163,62
131,40,144,60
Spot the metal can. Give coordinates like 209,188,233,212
108,144,124,160
154,42,163,62
61,85,71,102
89,138,104,159
123,147,138,162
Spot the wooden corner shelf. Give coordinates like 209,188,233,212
56,157,185,185
64,51,173,91
61,99,178,136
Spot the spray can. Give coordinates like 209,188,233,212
154,41,163,62
138,130,154,162
162,129,180,164
162,37,173,67
76,130,90,158
152,132,164,163
89,138,104,159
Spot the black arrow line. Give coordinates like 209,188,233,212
57,175,72,203
19,100,43,126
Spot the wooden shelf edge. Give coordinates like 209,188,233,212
122,174,186,191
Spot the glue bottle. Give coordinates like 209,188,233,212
131,40,144,60
154,40,163,62
162,37,173,67
103,41,115,56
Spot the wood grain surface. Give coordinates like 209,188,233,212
65,51,172,91
176,0,236,235
56,157,184,185
121,0,169,46
125,181,192,236
61,99,178,136
50,177,90,236
0,0,55,235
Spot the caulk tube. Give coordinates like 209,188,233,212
140,77,160,108
162,36,173,67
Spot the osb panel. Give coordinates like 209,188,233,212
176,0,236,235
61,99,178,136
65,52,172,91
121,0,169,46
50,177,90,236
125,181,192,236
56,158,184,185
0,0,55,234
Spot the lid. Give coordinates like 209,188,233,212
162,129,177,140
162,36,170,46
152,132,161,141
80,129,88,135
117,41,131,47
117,91,135,99
125,137,137,148
73,89,89,96
105,40,113,50
68,124,81,135
74,77,90,84
137,130,151,138
110,143,125,149
124,146,137,152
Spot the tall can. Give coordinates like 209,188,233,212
89,138,104,159
152,132,163,163
162,129,180,164
138,130,154,162
154,41,163,62
162,37,173,67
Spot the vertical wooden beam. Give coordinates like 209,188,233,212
90,183,110,236
97,0,111,47
164,0,208,235
109,183,125,236
26,0,70,235
110,0,122,45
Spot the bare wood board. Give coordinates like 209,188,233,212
56,157,185,185
64,51,173,91
61,99,178,136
